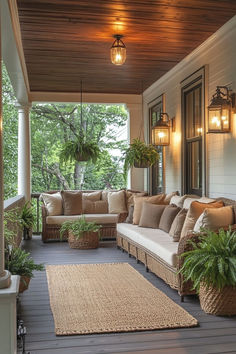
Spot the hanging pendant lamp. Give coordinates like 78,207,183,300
110,35,126,65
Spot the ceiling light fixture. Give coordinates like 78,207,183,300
110,34,126,65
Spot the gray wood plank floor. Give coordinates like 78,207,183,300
18,236,236,354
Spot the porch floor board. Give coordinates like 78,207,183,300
18,236,236,354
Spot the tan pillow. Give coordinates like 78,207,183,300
83,200,108,214
41,192,63,216
183,197,202,210
164,191,179,204
194,206,234,232
82,191,102,201
108,190,127,214
169,209,188,242
139,203,166,228
126,191,147,210
133,194,166,225
101,189,118,202
170,194,200,208
61,190,82,216
159,205,181,233
125,205,134,224
181,200,224,239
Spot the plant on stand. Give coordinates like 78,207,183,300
60,216,101,249
19,202,35,240
180,227,236,315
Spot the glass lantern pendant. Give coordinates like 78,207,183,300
152,113,170,146
208,86,233,133
110,35,126,65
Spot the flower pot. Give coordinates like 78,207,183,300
68,231,99,249
76,152,90,162
19,275,31,293
134,160,151,168
199,283,236,316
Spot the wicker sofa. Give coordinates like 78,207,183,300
116,196,236,300
40,189,140,243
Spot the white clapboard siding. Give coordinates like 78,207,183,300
143,15,236,199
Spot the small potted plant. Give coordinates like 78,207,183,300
20,202,35,240
5,247,44,293
180,228,236,315
60,137,101,163
60,216,101,249
123,138,159,177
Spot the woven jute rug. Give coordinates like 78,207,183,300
46,263,198,335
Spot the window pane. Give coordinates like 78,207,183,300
191,141,201,189
194,87,201,135
186,91,194,138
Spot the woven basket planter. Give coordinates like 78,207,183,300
134,160,151,168
19,275,31,293
199,283,236,316
68,231,99,249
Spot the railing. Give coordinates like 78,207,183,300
31,193,41,234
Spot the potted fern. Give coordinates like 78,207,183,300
20,202,35,240
60,216,101,249
6,247,44,293
60,137,100,163
123,138,159,177
180,228,236,315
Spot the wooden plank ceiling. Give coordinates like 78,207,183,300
16,0,236,95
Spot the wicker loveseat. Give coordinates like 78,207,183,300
116,196,236,300
40,189,142,243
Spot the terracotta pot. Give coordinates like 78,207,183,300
199,283,236,316
19,275,31,293
134,160,151,168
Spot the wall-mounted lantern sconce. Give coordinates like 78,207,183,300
208,86,235,133
152,113,175,146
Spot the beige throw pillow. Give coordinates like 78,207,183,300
41,192,63,216
180,200,224,239
82,191,102,201
108,190,127,214
126,191,147,210
61,190,82,216
159,205,181,233
169,209,188,242
194,206,234,232
164,191,179,204
83,200,108,214
133,194,166,225
139,203,166,228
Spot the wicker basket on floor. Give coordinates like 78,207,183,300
68,231,99,249
199,283,236,316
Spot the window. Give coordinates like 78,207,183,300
181,68,206,196
149,96,164,194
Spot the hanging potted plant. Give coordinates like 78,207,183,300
59,137,101,164
5,247,44,293
123,138,159,177
60,216,101,249
180,228,236,316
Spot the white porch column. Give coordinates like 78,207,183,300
17,103,31,201
126,102,145,191
0,17,11,288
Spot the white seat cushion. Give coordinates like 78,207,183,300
46,214,119,225
117,223,178,268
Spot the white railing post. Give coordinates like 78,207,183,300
16,103,32,202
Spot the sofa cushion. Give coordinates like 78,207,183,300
194,206,234,232
139,203,166,228
61,190,82,215
46,214,119,225
159,205,181,233
82,200,108,214
126,191,147,209
181,200,224,239
41,192,63,216
82,191,102,201
108,190,127,214
169,208,188,242
133,194,166,225
117,223,178,267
